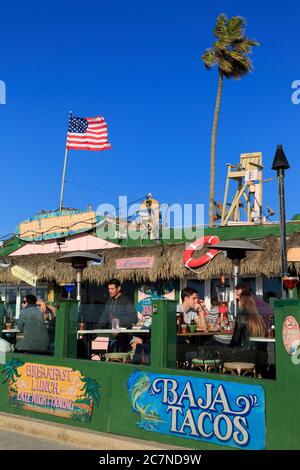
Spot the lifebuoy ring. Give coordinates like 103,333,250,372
182,235,221,268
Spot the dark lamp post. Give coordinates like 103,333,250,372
271,144,290,278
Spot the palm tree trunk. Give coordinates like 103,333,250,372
208,70,223,227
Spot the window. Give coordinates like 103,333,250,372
263,277,282,301
187,280,204,299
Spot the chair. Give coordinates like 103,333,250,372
91,337,109,361
191,358,221,373
105,351,134,363
223,362,256,377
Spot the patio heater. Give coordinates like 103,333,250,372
57,252,103,303
208,240,263,318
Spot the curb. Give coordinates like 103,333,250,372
0,412,185,450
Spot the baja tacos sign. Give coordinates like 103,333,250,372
3,359,100,422
128,371,266,450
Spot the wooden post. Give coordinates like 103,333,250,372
54,300,78,359
150,300,177,369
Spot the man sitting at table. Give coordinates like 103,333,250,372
96,279,137,352
15,295,49,353
177,287,207,330
177,288,207,366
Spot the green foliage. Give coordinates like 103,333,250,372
2,357,24,384
202,13,259,80
80,376,101,407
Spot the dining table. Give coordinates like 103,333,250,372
177,330,233,337
2,328,22,347
249,337,275,343
77,328,150,359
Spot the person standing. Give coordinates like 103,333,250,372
16,295,49,353
96,279,137,352
97,279,136,329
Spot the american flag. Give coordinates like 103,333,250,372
66,113,111,151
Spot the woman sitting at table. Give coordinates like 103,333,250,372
200,292,267,371
230,292,266,349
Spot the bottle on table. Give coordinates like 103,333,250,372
176,312,182,333
268,315,275,339
220,313,225,331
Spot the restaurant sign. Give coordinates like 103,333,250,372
16,209,98,242
116,257,154,269
128,371,266,450
11,265,38,287
2,358,100,422
282,316,300,355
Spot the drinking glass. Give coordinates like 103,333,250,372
112,318,120,330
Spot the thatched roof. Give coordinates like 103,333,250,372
1,232,300,284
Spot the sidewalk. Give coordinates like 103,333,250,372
0,412,186,450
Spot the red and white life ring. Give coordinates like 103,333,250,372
182,235,221,269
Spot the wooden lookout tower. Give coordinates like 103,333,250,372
221,152,263,225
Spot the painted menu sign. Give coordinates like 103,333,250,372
2,358,100,422
128,371,266,450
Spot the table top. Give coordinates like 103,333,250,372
249,337,275,343
77,328,150,337
2,328,20,333
177,330,232,337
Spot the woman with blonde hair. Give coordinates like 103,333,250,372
230,292,266,347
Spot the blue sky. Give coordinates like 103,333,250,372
0,0,299,237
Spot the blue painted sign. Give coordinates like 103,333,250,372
128,371,265,450
16,209,103,242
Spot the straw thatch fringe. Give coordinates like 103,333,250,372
1,233,300,284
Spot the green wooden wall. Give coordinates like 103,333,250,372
0,299,299,450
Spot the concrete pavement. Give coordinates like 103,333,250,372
0,427,87,450
0,412,186,450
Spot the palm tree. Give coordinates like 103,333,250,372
202,14,259,227
80,376,100,407
2,357,24,384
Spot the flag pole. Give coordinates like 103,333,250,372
59,111,72,211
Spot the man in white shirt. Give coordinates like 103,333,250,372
177,287,207,367
177,287,207,330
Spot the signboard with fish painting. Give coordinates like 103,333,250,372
127,371,266,450
2,358,100,422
